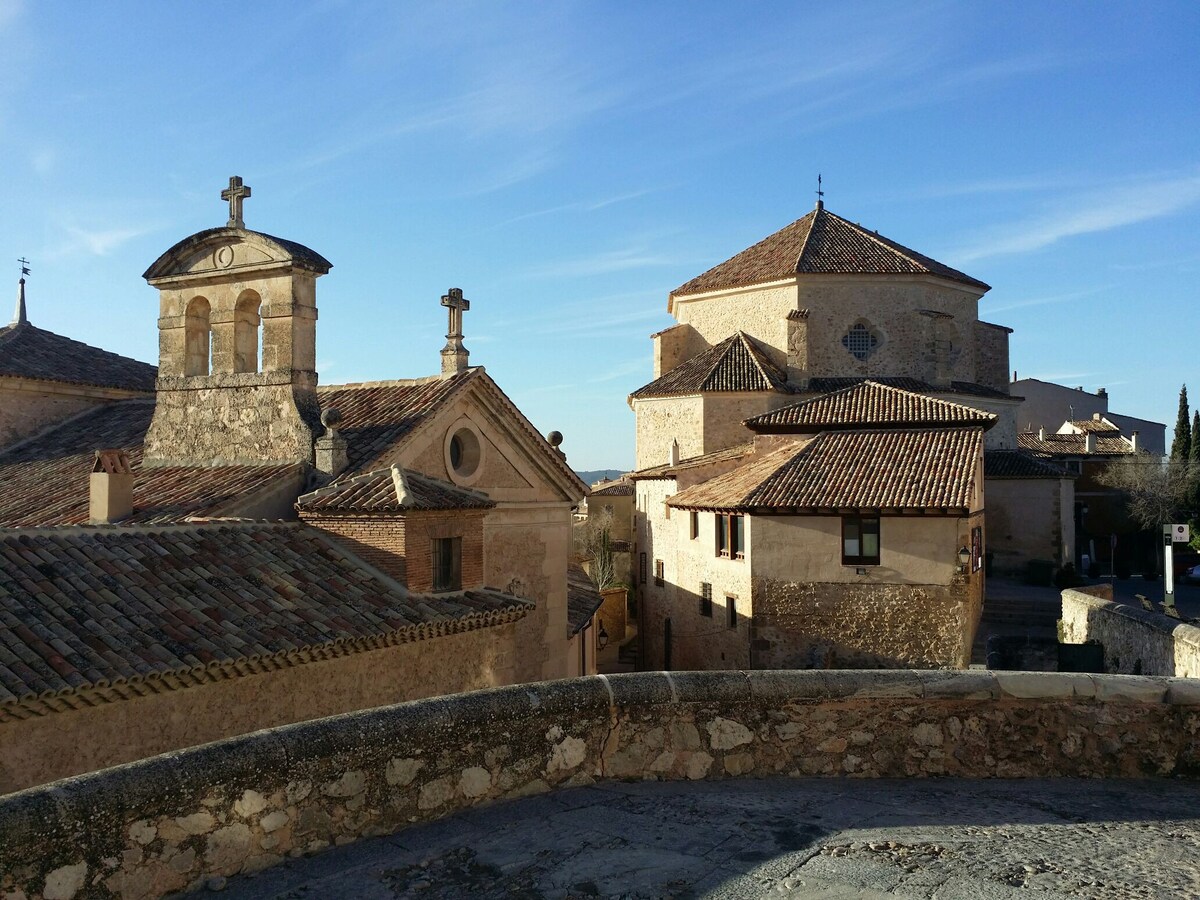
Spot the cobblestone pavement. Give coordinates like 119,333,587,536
202,778,1200,899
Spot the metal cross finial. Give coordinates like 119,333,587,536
221,176,252,229
441,287,470,339
816,174,824,209
17,257,30,277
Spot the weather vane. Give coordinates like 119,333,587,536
17,257,30,278
816,174,824,207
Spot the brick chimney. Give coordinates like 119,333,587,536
90,450,133,524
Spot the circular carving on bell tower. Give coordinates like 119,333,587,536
213,246,235,269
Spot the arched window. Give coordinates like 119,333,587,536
234,291,262,374
184,296,211,376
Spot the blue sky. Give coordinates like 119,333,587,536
2,1,1197,470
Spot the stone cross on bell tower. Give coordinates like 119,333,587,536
221,176,252,229
440,287,471,376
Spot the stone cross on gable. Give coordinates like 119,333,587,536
221,176,252,229
440,287,471,376
441,287,470,339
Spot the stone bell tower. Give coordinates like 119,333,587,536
141,177,333,467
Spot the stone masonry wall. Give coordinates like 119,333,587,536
3,670,1200,899
1061,588,1200,677
0,622,519,797
143,375,321,467
752,579,980,669
0,382,148,450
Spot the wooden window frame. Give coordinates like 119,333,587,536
699,582,713,617
654,558,664,587
431,536,462,592
715,514,745,560
689,511,699,540
726,595,738,629
842,515,881,566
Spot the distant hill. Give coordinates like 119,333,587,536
576,469,625,485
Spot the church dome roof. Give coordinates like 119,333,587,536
142,227,332,282
672,205,989,297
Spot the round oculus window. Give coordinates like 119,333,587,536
447,425,481,481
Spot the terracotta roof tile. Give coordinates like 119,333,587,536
297,467,494,514
567,563,603,637
1019,431,1133,457
0,322,157,392
0,523,530,712
0,401,295,527
746,380,996,432
317,372,476,474
589,480,634,497
630,443,756,480
672,206,989,296
630,332,792,400
668,429,982,513
1064,418,1121,435
807,376,1012,401
985,450,1070,479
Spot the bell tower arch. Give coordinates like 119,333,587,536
141,177,332,467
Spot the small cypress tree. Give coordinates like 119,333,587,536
1171,384,1191,461
1192,410,1200,519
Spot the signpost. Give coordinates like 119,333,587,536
1165,524,1191,608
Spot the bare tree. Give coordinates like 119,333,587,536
573,506,618,589
1097,455,1195,530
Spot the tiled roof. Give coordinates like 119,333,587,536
297,466,494,514
984,450,1070,479
0,523,530,717
807,376,1013,401
0,322,157,392
1019,431,1133,457
317,372,476,475
630,332,792,400
745,381,996,432
668,428,982,513
1064,418,1121,435
672,206,990,296
566,563,603,637
630,443,756,480
590,480,634,497
0,401,296,527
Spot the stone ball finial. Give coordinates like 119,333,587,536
546,430,564,448
320,407,342,434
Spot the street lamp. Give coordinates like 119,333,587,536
958,545,971,574
597,622,609,651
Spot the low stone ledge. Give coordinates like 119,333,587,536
3,669,1200,900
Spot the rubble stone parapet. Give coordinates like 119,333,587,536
2,669,1199,898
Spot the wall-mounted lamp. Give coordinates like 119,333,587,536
597,622,609,651
958,545,971,574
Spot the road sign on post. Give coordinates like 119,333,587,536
1164,525,1176,607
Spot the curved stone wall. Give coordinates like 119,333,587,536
3,669,1200,899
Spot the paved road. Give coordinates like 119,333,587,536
204,778,1200,899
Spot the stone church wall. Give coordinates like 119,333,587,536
4,670,1198,898
1061,588,1200,678
0,381,147,449
143,375,321,467
0,622,520,796
634,395,704,469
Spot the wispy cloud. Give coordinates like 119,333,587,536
986,287,1108,314
586,359,647,384
951,172,1200,263
488,188,663,229
45,224,154,260
526,249,679,280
